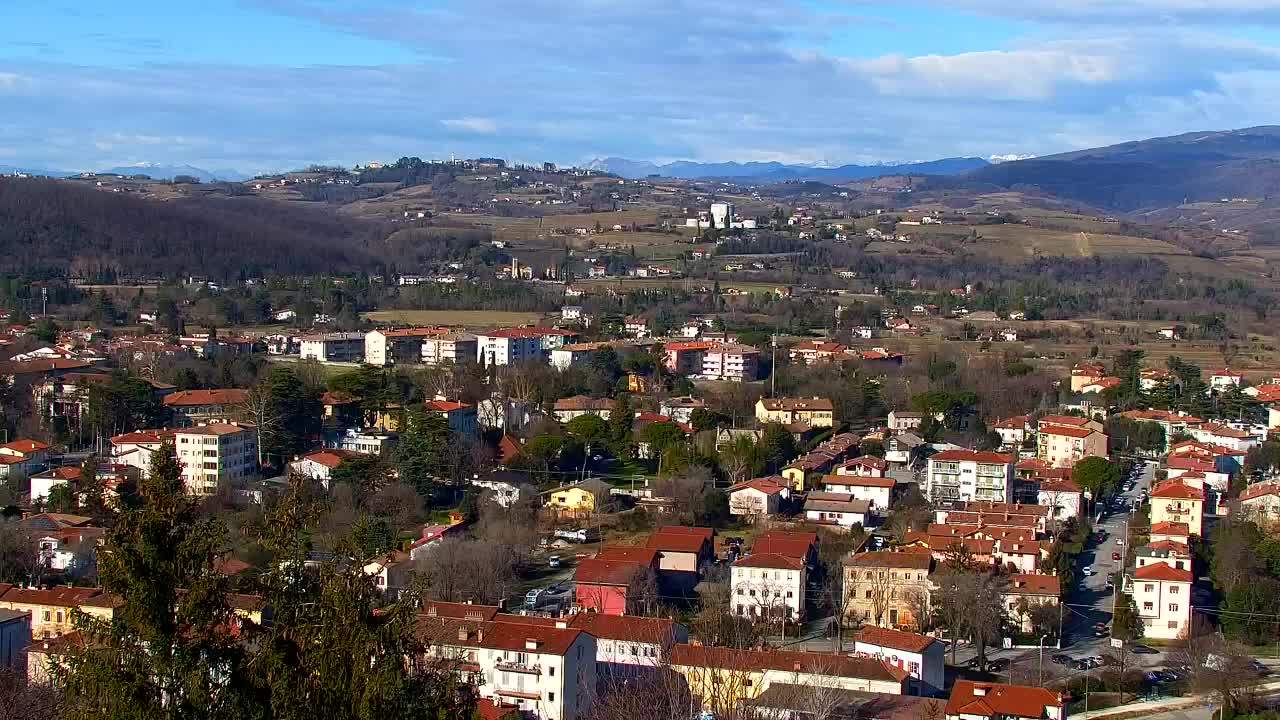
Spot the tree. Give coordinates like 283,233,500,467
759,422,797,473
718,434,762,485
54,441,255,718
1111,594,1144,641
642,421,687,460
608,393,634,447
1072,456,1118,498
394,410,454,497
566,413,609,445
258,367,321,464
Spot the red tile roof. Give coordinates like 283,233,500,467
1133,562,1193,582
595,545,660,566
568,613,680,644
423,399,471,412
1040,424,1095,438
844,551,932,570
0,584,121,609
733,552,804,570
853,626,939,654
1240,481,1280,502
1007,574,1060,596
1151,479,1204,500
1166,456,1216,472
421,601,502,621
297,448,364,469
945,680,1064,719
162,388,249,407
647,526,713,553
823,473,895,488
729,476,790,495
929,450,1012,464
416,616,584,656
759,397,834,412
669,644,908,683
1150,521,1191,536
0,439,49,454
574,558,647,586
1038,415,1091,427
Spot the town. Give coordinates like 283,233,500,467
0,190,1277,720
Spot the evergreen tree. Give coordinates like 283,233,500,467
759,422,797,473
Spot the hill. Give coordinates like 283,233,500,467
104,163,250,182
0,177,383,280
963,126,1280,214
589,156,989,181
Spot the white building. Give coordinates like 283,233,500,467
852,626,946,695
289,448,368,491
326,428,398,457
365,328,442,366
701,344,760,382
659,396,705,425
568,614,688,677
820,474,895,513
1036,478,1083,523
421,333,477,366
550,343,604,371
925,450,1013,504
476,328,546,366
173,423,259,496
727,476,790,520
1129,562,1192,640
299,332,365,362
109,429,174,477
803,492,871,527
422,616,598,720
731,553,807,621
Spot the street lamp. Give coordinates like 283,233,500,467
1039,634,1048,686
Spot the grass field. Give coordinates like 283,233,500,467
362,310,547,327
966,224,1189,260
574,278,786,293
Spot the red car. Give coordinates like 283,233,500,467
1112,551,1121,561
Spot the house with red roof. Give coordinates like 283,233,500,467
423,396,477,435
574,555,656,616
1239,481,1280,524
822,471,896,512
289,448,368,490
789,339,848,365
1036,418,1107,469
728,476,790,520
1150,479,1205,536
1001,574,1061,633
1150,521,1191,545
853,626,945,693
1130,561,1193,640
162,388,249,426
1190,421,1262,453
945,680,1065,720
647,526,715,595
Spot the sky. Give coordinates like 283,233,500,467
3,0,1280,175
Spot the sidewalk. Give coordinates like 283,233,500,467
1071,680,1280,720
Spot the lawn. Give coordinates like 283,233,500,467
361,309,547,327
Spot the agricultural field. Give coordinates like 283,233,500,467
965,223,1189,260
362,310,548,327
572,277,786,294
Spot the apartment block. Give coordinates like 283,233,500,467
925,450,1013,504
298,332,365,362
174,422,259,495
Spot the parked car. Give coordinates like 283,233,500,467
1112,551,1121,561
548,555,562,568
1130,644,1159,655
1051,653,1071,665
1083,566,1093,576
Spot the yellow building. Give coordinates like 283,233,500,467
544,478,613,515
1150,479,1205,536
0,585,121,639
366,405,405,432
1036,425,1108,469
755,397,835,428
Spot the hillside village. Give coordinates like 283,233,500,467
0,246,1278,720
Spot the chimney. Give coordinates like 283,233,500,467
555,620,568,629
427,607,438,617
457,626,469,642
973,686,988,697
525,639,541,650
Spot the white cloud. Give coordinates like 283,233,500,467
844,48,1121,100
441,116,497,134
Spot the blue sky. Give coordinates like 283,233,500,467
3,0,1280,174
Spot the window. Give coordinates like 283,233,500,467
43,610,50,621
1144,584,1155,592
548,692,555,703
865,590,872,599
1168,604,1179,612
1170,586,1180,594
786,591,793,598
1143,602,1154,611
1169,621,1178,629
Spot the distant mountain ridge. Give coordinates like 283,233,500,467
963,126,1280,212
104,163,250,182
588,156,989,181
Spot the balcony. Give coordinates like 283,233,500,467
495,660,542,675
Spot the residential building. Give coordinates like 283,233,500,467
1149,521,1192,545
803,492,871,528
549,342,607,371
1150,478,1205,536
1119,409,1201,444
416,615,598,720
836,455,888,478
728,476,790,520
662,341,717,375
731,552,806,621
1001,574,1061,632
162,388,249,426
364,328,445,366
1135,540,1192,572
1036,477,1084,524
0,439,51,480
646,526,715,596
993,415,1031,449
574,549,658,616
328,428,398,457
477,393,544,433
887,411,929,432
701,344,760,381
552,395,613,423
659,396,705,424
568,613,687,677
852,626,945,695
821,474,895,513
173,422,259,496
289,448,367,490
421,333,478,366
1210,367,1243,391
670,644,907,716
544,478,613,515
1239,481,1280,524
755,397,835,428
623,316,649,338
1129,562,1193,640
28,515,106,573
925,450,1014,504
1070,362,1108,393
944,681,1065,720
29,466,83,504
476,328,547,366
780,451,835,492
842,551,933,628
0,585,120,639
424,398,478,436
299,332,365,362
109,428,175,476
0,610,28,671
1190,422,1262,454
1036,420,1107,469
789,340,848,365
885,432,926,467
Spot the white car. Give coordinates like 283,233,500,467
1116,539,1124,547
1083,566,1093,576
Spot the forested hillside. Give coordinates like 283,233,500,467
0,178,385,280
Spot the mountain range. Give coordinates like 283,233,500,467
0,163,249,182
586,156,990,182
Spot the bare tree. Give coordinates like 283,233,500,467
583,667,693,720
719,434,762,486
237,384,282,468
905,588,932,634
1174,623,1260,717
0,669,63,720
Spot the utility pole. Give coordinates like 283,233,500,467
770,334,778,398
